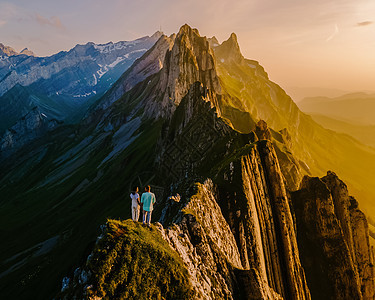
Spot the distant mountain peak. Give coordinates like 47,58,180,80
208,36,219,48
151,30,164,39
229,32,238,42
20,48,36,57
0,43,36,57
0,43,18,56
177,23,200,38
215,32,244,64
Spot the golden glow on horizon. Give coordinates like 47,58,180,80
0,0,374,93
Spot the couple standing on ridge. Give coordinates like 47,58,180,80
130,185,156,227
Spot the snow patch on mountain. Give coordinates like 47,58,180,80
108,56,126,69
73,92,94,98
93,39,143,54
96,49,148,79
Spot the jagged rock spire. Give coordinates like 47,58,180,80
159,24,222,107
214,32,244,64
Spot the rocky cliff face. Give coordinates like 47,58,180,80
96,34,175,110
156,81,310,299
292,172,375,299
0,107,59,158
158,24,221,107
157,179,283,300
213,33,244,64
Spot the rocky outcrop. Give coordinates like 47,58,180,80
292,173,375,299
217,140,310,300
157,179,283,299
58,220,193,300
322,172,375,299
158,24,222,110
350,197,375,299
255,120,272,140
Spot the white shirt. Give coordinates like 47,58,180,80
130,192,140,207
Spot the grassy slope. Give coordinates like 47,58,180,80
0,84,82,133
0,118,163,299
59,219,193,300
215,58,375,217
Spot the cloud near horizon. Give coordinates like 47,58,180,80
357,21,373,26
34,14,65,30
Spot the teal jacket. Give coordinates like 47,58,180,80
141,192,156,211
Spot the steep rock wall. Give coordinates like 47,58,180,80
292,174,375,299
322,172,375,299
217,140,310,300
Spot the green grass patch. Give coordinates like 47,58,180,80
61,219,193,300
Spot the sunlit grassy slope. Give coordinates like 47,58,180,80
214,49,375,217
59,219,193,299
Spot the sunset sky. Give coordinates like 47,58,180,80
0,0,374,95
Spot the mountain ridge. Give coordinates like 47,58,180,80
0,32,164,155
0,24,374,300
298,93,375,125
0,43,22,56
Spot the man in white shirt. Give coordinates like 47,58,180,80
130,186,140,221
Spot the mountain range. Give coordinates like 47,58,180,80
307,114,375,148
0,43,36,57
297,93,375,148
298,93,375,125
0,32,162,133
0,24,374,299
